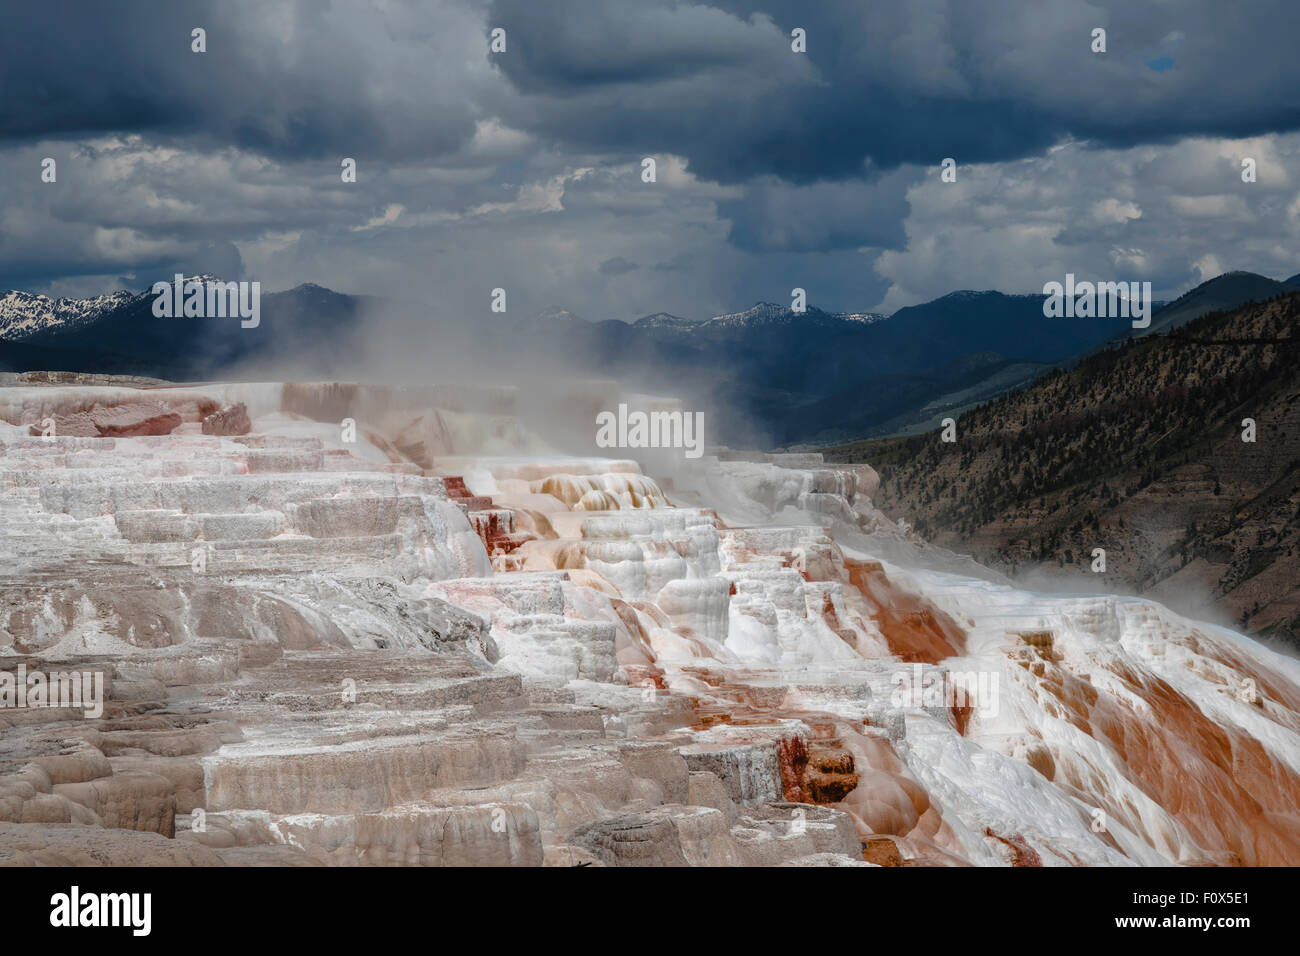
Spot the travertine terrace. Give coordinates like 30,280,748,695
2,376,1298,866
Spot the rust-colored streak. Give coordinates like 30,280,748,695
985,828,1043,867
1027,649,1300,865
443,475,473,498
844,558,966,662
776,735,809,802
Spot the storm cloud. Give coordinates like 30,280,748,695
1,0,1297,312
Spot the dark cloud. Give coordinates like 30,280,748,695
721,170,914,253
0,1,1297,313
7,0,1300,180
489,0,1300,183
653,252,695,273
486,1,790,89
0,1,489,162
598,256,639,276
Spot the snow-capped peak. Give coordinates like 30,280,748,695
829,310,888,324
705,302,888,328
0,275,240,341
633,312,702,329
0,288,140,341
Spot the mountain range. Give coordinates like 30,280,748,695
3,271,1298,445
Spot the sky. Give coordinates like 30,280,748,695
2,0,1299,320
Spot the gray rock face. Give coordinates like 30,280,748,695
568,814,690,867
682,742,783,805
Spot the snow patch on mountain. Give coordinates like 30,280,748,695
707,302,888,329
0,289,140,340
0,276,237,342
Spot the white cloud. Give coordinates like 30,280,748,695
873,132,1300,310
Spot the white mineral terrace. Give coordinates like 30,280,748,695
1,379,1297,866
